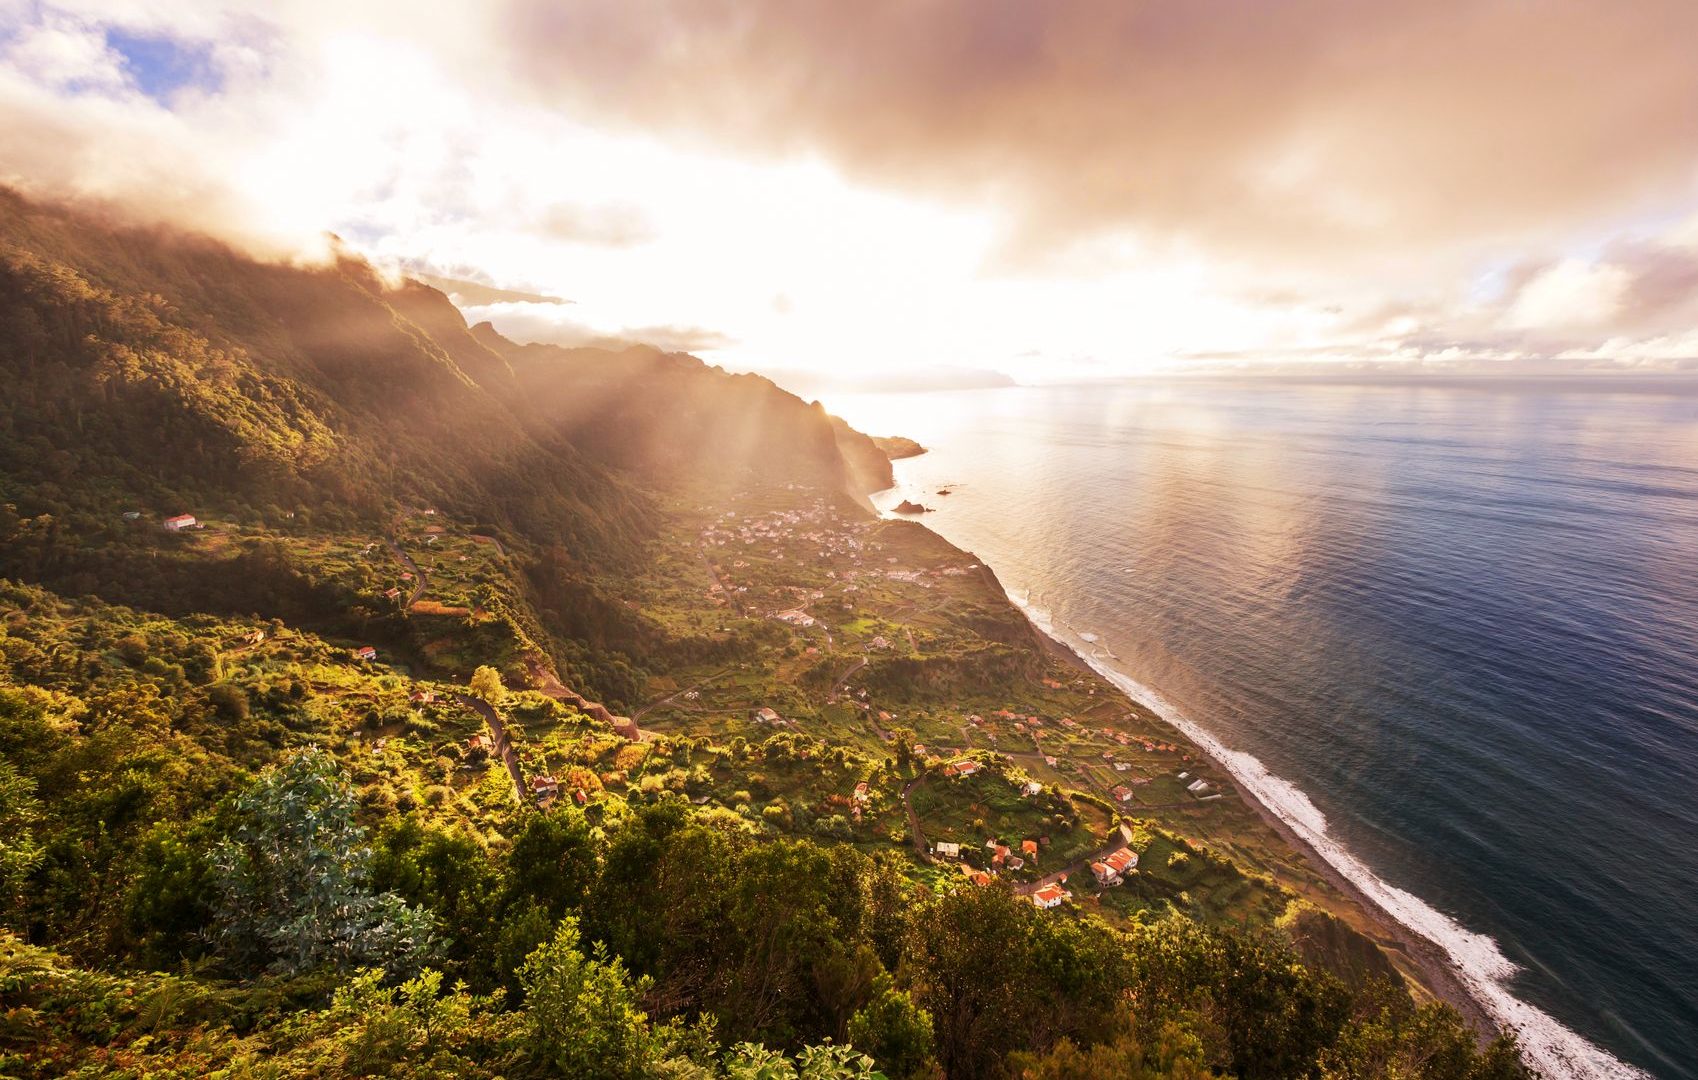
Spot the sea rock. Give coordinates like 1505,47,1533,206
894,500,933,514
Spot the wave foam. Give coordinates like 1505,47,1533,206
1017,601,1651,1080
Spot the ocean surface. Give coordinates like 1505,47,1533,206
824,377,1698,1080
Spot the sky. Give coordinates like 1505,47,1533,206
3,1,1698,384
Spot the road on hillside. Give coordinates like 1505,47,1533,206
901,775,933,863
385,539,427,608
454,692,530,807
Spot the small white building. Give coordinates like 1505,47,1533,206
1031,884,1070,910
163,514,197,531
934,842,961,858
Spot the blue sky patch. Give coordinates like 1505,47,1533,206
105,28,220,102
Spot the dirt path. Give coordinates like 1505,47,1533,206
900,775,933,863
632,670,728,722
832,656,867,694
699,552,744,615
522,655,646,741
454,691,530,808
385,539,427,608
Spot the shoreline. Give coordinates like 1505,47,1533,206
864,433,1656,1080
1020,606,1500,1036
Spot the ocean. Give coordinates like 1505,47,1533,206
823,377,1698,1080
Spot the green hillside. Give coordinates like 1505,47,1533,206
0,191,1526,1079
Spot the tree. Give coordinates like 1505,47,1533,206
519,917,659,1080
211,747,435,975
847,973,939,1080
501,809,598,920
0,760,43,920
469,665,505,704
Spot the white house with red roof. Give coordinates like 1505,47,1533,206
1031,884,1070,909
1091,847,1140,886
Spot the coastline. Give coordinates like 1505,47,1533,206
1016,594,1501,1035
855,411,1662,1080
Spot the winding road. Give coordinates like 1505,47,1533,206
454,691,530,808
385,539,427,609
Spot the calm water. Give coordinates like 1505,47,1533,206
825,378,1698,1080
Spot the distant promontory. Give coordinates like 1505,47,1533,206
873,436,927,460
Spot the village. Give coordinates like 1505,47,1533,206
116,487,1297,928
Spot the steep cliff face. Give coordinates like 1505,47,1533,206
0,190,894,564
469,325,882,503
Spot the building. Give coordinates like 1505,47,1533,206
465,733,492,753
1031,884,1070,910
353,645,377,661
1092,847,1140,886
1022,839,1040,860
1020,780,1043,797
122,511,141,521
163,514,197,531
943,760,981,779
1110,784,1134,803
531,775,560,801
1187,778,1212,795
753,706,782,725
934,842,961,858
853,782,870,802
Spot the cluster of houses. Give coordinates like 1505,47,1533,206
1091,846,1139,886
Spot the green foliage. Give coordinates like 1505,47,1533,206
519,917,660,1079
469,664,505,704
212,747,435,976
847,973,939,1080
0,760,43,918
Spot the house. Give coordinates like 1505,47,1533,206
1021,839,1039,860
1031,884,1070,910
163,514,197,531
1093,847,1140,886
992,844,1011,866
942,760,981,779
354,645,378,661
969,871,992,887
934,842,961,858
531,775,560,798
385,587,402,600
753,707,782,725
1110,784,1134,803
869,635,891,649
1008,857,1025,871
122,511,141,521
242,629,266,645
853,782,870,802
1187,778,1212,795
465,733,492,753
1020,780,1043,797
411,688,436,704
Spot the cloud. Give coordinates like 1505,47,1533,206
496,0,1698,270
532,201,654,247
464,300,735,354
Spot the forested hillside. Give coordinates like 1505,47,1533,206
0,191,1529,1079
